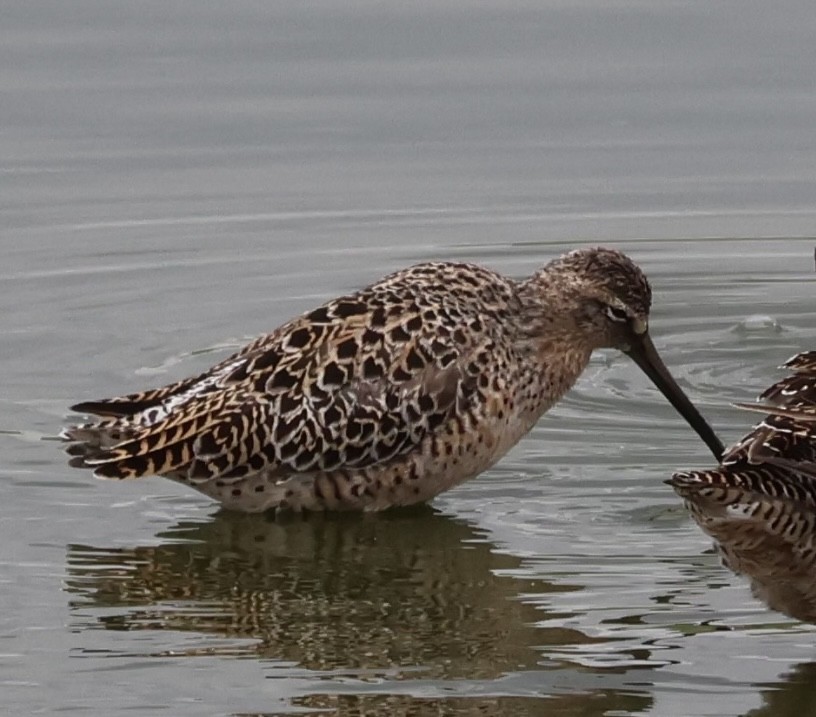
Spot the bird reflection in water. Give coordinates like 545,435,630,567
67,507,576,675
65,507,655,716
670,351,816,623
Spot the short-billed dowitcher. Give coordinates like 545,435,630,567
669,351,816,622
64,247,723,512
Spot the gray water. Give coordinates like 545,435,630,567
2,2,816,715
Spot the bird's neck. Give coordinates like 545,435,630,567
512,274,595,415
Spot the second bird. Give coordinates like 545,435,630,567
64,247,724,512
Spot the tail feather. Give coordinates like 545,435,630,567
64,366,252,480
70,399,158,417
65,399,256,482
69,374,203,418
69,340,268,421
70,409,221,479
61,421,130,445
90,440,195,479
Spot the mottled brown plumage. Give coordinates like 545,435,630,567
64,247,722,513
669,351,816,622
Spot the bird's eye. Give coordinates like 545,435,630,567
605,305,628,322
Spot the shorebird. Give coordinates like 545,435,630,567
64,246,723,513
669,351,816,622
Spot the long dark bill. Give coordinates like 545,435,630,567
626,332,724,462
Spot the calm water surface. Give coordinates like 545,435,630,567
2,2,816,716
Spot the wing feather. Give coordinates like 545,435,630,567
65,268,502,483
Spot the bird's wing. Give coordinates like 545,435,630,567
66,295,492,482
719,351,816,470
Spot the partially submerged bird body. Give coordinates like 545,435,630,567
669,352,816,622
65,248,723,513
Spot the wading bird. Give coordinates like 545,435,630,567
670,351,816,622
65,247,723,512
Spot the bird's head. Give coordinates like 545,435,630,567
522,246,723,461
